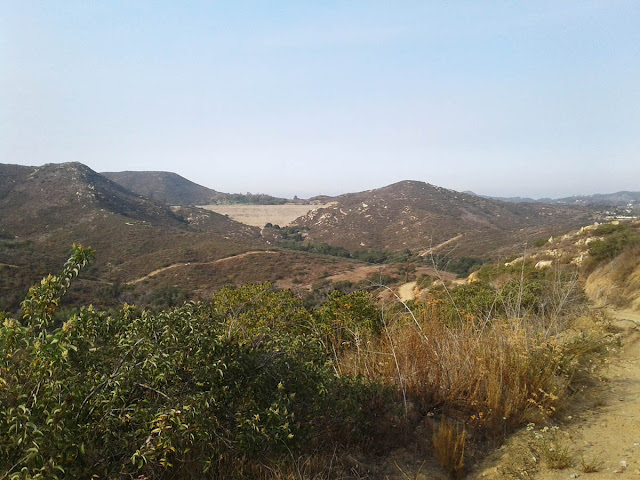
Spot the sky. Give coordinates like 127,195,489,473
1,1,639,199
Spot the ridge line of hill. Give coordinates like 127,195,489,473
102,170,291,206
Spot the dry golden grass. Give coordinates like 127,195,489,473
351,309,568,436
335,276,609,476
432,417,466,479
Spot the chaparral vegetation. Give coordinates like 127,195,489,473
0,243,614,479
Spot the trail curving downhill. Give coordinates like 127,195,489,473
418,233,464,257
126,250,278,285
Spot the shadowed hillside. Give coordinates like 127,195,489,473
102,170,290,205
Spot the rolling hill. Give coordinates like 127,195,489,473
0,163,189,236
0,162,263,240
0,162,363,311
102,170,290,205
0,164,611,313
293,180,597,257
468,190,640,208
0,162,267,309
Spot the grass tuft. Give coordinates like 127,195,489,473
580,455,604,473
432,417,467,479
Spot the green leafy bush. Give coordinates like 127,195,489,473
588,227,639,261
593,223,626,235
0,247,383,479
0,245,606,479
313,290,381,354
533,237,548,248
430,255,485,277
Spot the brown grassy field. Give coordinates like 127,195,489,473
199,203,334,227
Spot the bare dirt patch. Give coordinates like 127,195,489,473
398,281,417,301
325,264,455,285
199,203,334,227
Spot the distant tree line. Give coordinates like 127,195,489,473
217,193,289,205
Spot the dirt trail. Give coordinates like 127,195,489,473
325,265,455,285
126,251,278,285
418,233,464,257
398,281,417,302
471,309,640,479
610,309,640,326
532,310,640,479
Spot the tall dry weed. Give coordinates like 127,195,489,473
432,417,466,479
341,276,600,440
333,264,608,477
392,311,564,436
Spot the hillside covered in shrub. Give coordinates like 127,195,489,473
0,246,610,479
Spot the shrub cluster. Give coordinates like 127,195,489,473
0,246,384,479
0,246,606,479
588,223,639,261
268,226,485,275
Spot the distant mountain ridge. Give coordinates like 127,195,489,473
462,191,545,204
294,180,596,257
555,191,640,207
0,162,375,313
102,170,222,206
0,162,262,247
102,170,290,206
466,190,640,207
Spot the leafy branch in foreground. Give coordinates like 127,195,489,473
0,247,383,479
21,244,95,329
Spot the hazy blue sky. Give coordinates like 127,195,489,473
2,2,639,199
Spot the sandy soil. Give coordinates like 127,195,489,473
325,264,456,285
324,264,395,283
199,204,333,227
398,281,417,302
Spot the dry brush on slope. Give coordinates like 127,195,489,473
293,180,596,257
0,245,611,480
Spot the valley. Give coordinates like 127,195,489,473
199,203,334,227
1,162,600,312
3,4,637,478
1,161,640,480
